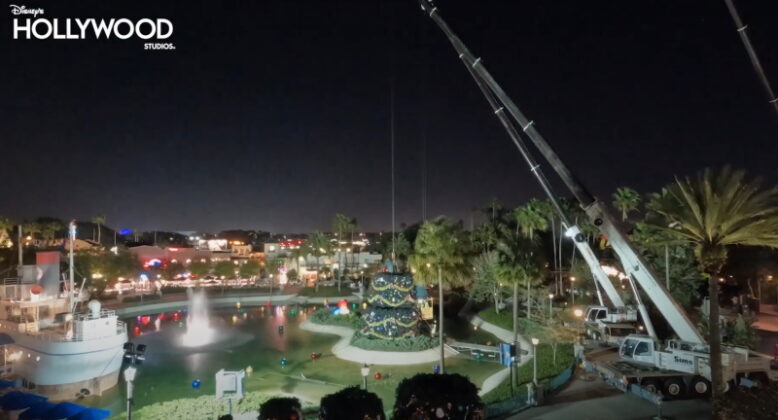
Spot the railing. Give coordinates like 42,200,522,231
74,309,118,322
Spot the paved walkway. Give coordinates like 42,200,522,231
299,321,458,365
468,315,531,396
508,369,711,420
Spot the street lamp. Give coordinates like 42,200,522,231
531,337,539,385
570,277,576,306
574,309,584,341
123,342,147,420
548,294,554,318
360,363,370,391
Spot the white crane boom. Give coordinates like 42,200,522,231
418,0,704,344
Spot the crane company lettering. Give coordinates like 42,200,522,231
9,5,175,50
673,356,693,366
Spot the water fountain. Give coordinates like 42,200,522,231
181,288,216,347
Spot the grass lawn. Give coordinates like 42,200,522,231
482,343,574,403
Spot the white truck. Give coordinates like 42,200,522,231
418,0,778,398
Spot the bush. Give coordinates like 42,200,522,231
129,391,316,419
319,386,384,420
350,331,436,352
310,308,362,329
393,373,484,420
259,396,303,420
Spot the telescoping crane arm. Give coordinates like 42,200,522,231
418,0,704,344
415,1,623,312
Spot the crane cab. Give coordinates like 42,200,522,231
585,306,638,324
619,334,659,366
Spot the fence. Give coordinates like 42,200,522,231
485,364,576,419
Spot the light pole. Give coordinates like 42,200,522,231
570,277,576,306
574,309,584,341
531,337,539,385
548,294,554,318
361,363,370,391
123,342,147,420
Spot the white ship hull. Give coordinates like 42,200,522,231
5,329,128,400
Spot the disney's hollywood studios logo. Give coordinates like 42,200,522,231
10,5,175,49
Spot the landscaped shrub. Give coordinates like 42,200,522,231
129,391,316,419
259,396,303,420
393,373,484,420
310,308,362,329
349,331,436,352
319,386,384,420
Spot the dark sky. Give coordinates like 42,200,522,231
2,0,777,233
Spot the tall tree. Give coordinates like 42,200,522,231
471,250,504,313
0,217,14,247
331,214,356,291
308,231,330,292
409,217,471,373
647,167,778,412
40,221,63,246
612,187,641,221
92,215,106,244
513,198,549,240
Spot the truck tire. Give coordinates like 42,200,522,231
640,378,661,394
663,377,685,398
690,376,711,398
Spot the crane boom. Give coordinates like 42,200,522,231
424,1,625,311
418,0,704,344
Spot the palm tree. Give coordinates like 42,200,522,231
332,214,356,291
40,221,63,246
612,187,641,221
290,246,306,283
308,231,330,292
92,215,106,244
495,225,542,343
513,198,549,240
0,217,14,247
647,167,778,409
409,217,470,373
23,222,42,242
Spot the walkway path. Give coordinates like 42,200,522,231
299,321,458,365
468,315,531,396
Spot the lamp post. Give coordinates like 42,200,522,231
570,277,576,306
548,294,554,318
531,337,539,385
574,309,584,341
361,363,370,391
123,342,147,420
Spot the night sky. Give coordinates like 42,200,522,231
2,0,777,233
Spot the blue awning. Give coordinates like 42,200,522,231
67,408,112,420
0,391,47,411
416,285,428,299
42,401,86,419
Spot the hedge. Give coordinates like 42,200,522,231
121,391,317,420
349,331,436,352
309,308,362,329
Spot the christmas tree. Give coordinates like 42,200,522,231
362,269,420,339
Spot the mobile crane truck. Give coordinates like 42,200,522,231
418,0,778,399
